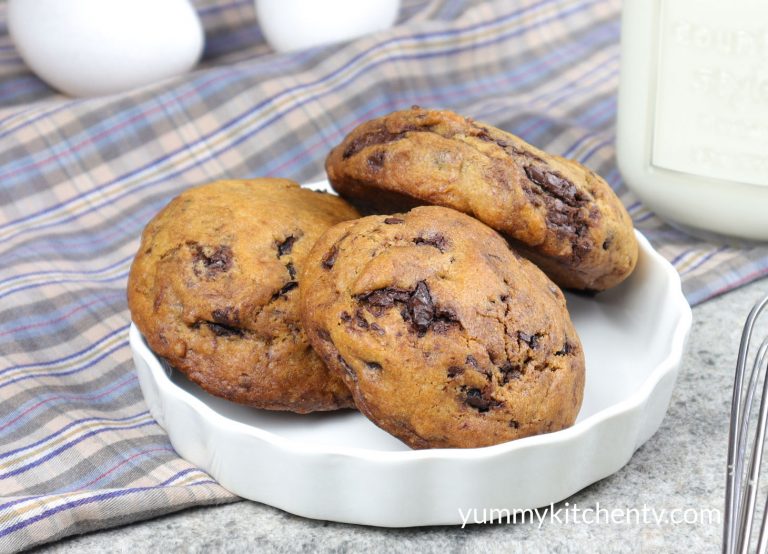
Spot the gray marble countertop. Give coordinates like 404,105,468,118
43,277,768,553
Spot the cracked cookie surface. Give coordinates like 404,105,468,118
300,205,585,448
127,178,359,412
325,106,638,291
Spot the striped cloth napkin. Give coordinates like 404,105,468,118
1,0,767,550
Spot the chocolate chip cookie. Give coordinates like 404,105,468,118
325,107,637,291
300,205,585,448
127,178,359,413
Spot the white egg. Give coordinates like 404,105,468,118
257,0,400,53
8,0,204,97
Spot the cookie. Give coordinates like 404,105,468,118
325,106,638,291
127,178,359,413
300,205,585,449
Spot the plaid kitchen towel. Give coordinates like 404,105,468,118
1,0,768,550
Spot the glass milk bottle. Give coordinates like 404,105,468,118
617,0,768,241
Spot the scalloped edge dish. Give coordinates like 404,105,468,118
131,182,692,527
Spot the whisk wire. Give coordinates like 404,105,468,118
757,492,768,554
737,344,768,553
725,295,768,554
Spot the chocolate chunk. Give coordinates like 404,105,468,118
317,328,331,342
321,245,339,269
518,331,540,349
367,150,386,171
189,243,233,277
340,311,352,322
211,307,240,326
341,123,431,159
342,129,407,159
276,235,296,257
399,304,410,322
499,362,523,383
474,127,496,143
465,388,492,412
407,281,434,334
430,307,460,334
466,355,479,369
358,282,460,335
447,366,464,378
505,144,544,163
470,124,544,162
413,233,449,253
286,262,297,280
354,309,369,329
523,165,594,258
555,342,574,356
365,361,382,371
271,280,298,300
524,166,583,207
524,162,600,252
359,287,411,308
384,217,405,225
281,281,299,293
509,420,520,429
369,322,386,336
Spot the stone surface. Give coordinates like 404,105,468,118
43,278,768,553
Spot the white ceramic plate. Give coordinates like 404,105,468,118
131,181,692,527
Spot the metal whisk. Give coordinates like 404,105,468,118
725,294,768,554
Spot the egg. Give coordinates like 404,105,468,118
257,0,400,53
8,0,204,97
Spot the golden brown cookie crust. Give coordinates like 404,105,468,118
300,206,585,448
127,178,359,413
325,107,638,291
